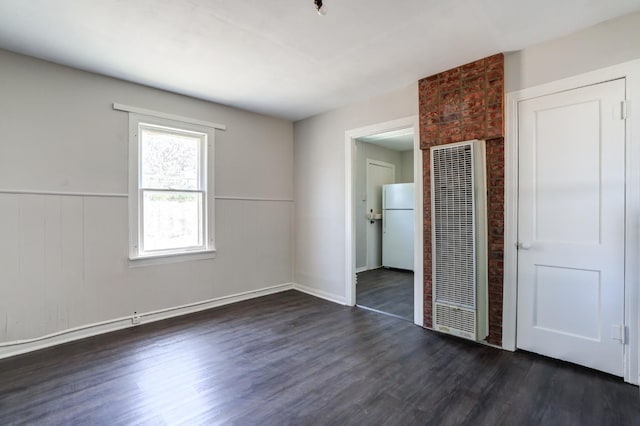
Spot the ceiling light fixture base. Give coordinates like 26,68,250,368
314,0,327,16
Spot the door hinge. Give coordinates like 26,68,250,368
611,324,628,344
621,100,627,120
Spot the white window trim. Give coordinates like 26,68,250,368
114,103,226,130
127,112,217,265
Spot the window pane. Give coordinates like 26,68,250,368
141,127,201,190
142,191,203,251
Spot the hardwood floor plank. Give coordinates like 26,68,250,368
0,290,638,425
356,268,414,320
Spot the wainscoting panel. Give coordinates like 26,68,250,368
0,192,293,348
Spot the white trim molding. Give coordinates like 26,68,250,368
215,196,293,202
344,116,423,327
0,189,128,198
0,283,294,360
504,58,640,385
113,103,226,130
128,249,217,267
293,283,347,305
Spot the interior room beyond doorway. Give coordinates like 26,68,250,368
354,128,415,321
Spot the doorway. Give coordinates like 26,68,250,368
345,116,422,326
354,128,415,321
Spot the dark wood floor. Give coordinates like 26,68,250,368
357,268,414,321
0,291,638,425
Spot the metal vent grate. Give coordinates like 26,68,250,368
434,303,476,335
432,144,476,309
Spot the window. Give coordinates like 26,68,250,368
128,113,216,262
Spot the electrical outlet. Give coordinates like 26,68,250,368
132,312,141,325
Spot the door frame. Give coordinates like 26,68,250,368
504,59,640,384
365,158,395,271
344,116,424,326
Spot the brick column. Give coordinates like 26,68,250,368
419,54,504,346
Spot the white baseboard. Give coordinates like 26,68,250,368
293,283,347,305
0,283,294,360
0,282,350,360
355,266,367,274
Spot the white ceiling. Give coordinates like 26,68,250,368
0,1,639,121
358,129,414,152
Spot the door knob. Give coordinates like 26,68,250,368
517,242,532,250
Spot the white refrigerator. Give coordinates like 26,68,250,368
382,183,414,270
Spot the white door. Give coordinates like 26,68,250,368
366,160,395,270
517,79,626,376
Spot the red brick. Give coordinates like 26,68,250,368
441,112,461,124
461,59,485,79
420,138,433,151
461,90,484,105
440,133,463,145
421,110,440,126
440,120,461,135
486,105,503,123
419,76,439,90
487,121,503,139
462,123,485,140
488,58,504,71
461,103,485,119
440,67,461,82
487,67,504,81
461,91,486,112
421,124,438,139
487,75,503,89
439,89,461,110
463,75,485,92
420,97,438,109
487,87,503,104
439,69,461,93
437,81,456,94
461,115,482,128
486,53,503,67
420,90,439,106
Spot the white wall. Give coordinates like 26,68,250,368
0,49,294,348
505,11,640,92
354,141,405,270
400,150,414,184
294,84,418,301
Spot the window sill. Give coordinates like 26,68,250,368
129,249,216,267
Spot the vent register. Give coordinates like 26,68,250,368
430,140,488,341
